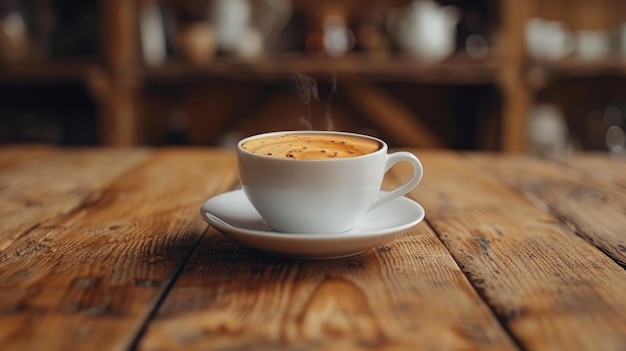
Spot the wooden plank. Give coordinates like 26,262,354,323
140,166,517,350
0,148,151,251
406,150,626,350
342,84,447,148
0,149,238,350
0,145,57,171
467,153,626,267
560,153,626,189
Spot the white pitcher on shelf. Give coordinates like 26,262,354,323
210,0,252,53
386,0,460,63
525,18,574,61
209,0,292,58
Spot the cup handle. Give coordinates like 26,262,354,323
369,151,423,211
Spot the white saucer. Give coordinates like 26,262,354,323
199,189,424,259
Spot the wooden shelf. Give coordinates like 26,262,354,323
10,0,624,152
529,56,626,78
0,61,101,83
141,52,500,85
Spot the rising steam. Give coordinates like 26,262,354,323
289,72,337,130
325,73,337,131
289,73,318,129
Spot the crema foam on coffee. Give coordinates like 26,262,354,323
241,133,382,160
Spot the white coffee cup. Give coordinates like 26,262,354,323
237,131,423,234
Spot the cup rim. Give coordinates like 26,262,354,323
237,130,388,161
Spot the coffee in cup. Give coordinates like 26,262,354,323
237,131,423,234
241,132,381,160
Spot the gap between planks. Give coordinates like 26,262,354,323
404,150,626,351
127,171,243,350
138,152,518,351
388,153,527,351
465,152,626,268
0,148,239,350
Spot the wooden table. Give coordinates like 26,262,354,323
1,145,625,351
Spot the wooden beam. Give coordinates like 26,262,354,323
499,0,531,152
342,84,446,148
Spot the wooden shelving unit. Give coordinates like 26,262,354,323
0,61,101,82
528,57,626,86
141,52,500,85
1,0,624,151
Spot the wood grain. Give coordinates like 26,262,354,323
140,166,516,350
560,153,626,189
407,150,626,351
468,153,626,266
0,144,56,171
0,149,238,350
3,147,625,350
0,148,151,251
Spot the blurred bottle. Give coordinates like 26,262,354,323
583,104,626,152
0,3,30,63
527,104,570,157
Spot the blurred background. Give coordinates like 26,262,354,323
0,0,625,155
